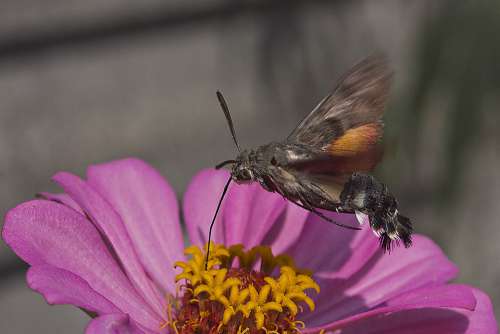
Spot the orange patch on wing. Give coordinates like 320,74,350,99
328,123,382,156
328,147,383,173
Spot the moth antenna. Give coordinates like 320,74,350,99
216,91,241,153
205,176,232,269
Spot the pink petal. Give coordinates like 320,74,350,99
183,169,309,253
2,200,162,331
183,169,231,246
307,285,476,333
38,192,85,214
285,210,367,275
222,181,288,248
87,158,184,293
323,235,457,316
385,284,476,310
27,265,119,315
258,202,309,255
85,314,145,334
305,285,497,333
53,172,165,316
460,288,498,333
295,217,457,325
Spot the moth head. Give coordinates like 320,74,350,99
231,163,255,183
214,153,254,184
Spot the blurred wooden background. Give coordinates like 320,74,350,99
0,0,498,332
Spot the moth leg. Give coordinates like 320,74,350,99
286,197,314,212
306,180,354,214
292,194,361,231
268,173,360,230
309,207,361,231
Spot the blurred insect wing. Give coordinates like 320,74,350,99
284,56,392,201
288,55,392,151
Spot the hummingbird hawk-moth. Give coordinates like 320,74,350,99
208,56,413,253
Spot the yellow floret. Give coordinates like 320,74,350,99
172,242,320,333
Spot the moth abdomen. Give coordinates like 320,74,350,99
339,172,384,211
340,173,413,251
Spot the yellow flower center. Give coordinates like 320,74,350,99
164,242,320,334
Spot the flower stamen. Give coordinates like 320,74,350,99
170,242,320,333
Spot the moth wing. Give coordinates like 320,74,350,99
307,173,348,202
284,56,392,201
287,55,392,152
286,129,384,203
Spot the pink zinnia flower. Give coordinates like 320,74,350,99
2,158,497,333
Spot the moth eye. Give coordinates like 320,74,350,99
238,168,252,180
271,157,278,165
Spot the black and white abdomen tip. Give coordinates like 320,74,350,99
376,212,413,252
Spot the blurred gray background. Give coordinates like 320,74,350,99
0,0,499,332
